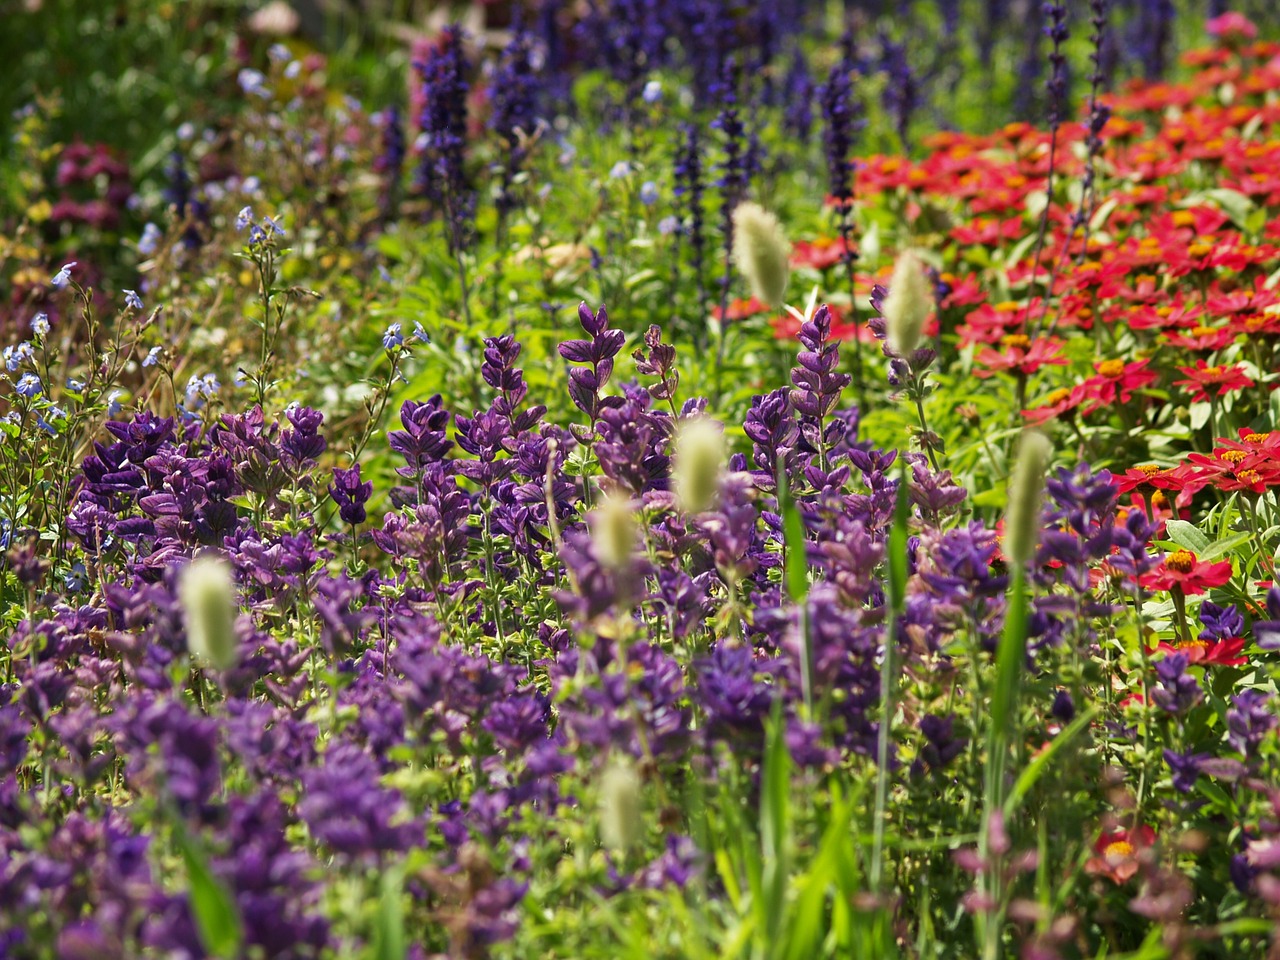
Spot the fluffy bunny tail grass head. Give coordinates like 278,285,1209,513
732,202,791,309
179,554,239,671
882,249,933,356
1003,431,1053,569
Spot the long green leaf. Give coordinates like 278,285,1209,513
176,828,242,959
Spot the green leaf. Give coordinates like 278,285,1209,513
1199,532,1252,562
176,829,242,959
1164,519,1212,555
372,867,406,960
1004,707,1097,816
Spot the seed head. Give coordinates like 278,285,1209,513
1003,431,1053,569
591,491,637,571
672,417,726,514
179,555,239,671
882,250,932,356
732,202,791,309
599,756,643,853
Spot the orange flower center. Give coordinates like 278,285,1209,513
1136,464,1163,477
1166,550,1197,573
1237,469,1263,485
1001,334,1031,350
1097,359,1127,378
1176,639,1210,654
1043,388,1072,405
1221,450,1248,465
1190,325,1217,337
1245,432,1271,443
1103,841,1135,860
1151,491,1169,509
1203,365,1224,377
1188,242,1213,258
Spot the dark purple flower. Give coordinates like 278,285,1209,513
329,463,373,525
1162,748,1207,793
1150,654,1202,716
1226,689,1275,758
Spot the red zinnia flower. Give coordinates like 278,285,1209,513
974,334,1067,378
791,237,851,271
1173,361,1254,402
1141,549,1233,595
713,297,768,323
1151,636,1247,666
1076,358,1159,413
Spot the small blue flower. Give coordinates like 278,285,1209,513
642,80,663,104
31,312,49,337
200,373,220,398
609,160,632,180
238,68,270,98
15,373,42,398
3,342,32,372
284,59,302,79
177,121,196,141
138,222,162,255
236,205,254,230
268,43,293,63
64,562,88,593
382,322,404,350
123,289,143,311
248,224,266,247
658,215,680,236
50,261,77,288
66,378,85,393
263,215,286,236
143,345,163,367
412,321,430,343
639,181,659,206
107,389,124,416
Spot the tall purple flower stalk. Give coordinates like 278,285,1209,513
414,25,476,322
818,49,866,409
674,123,709,325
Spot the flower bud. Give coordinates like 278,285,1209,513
882,250,932,356
599,756,643,853
590,491,637,571
672,417,726,514
179,555,239,671
1003,431,1052,569
732,202,791,309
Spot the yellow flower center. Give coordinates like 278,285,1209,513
1221,450,1248,465
1245,432,1271,444
1188,242,1213,259
1103,841,1135,859
1202,365,1224,377
1171,211,1197,227
1000,334,1031,350
1097,359,1127,378
1190,325,1217,337
1237,469,1262,485
1043,388,1072,405
1166,550,1197,574
1137,464,1163,477
1151,491,1169,509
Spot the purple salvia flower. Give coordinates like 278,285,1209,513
1150,654,1202,716
329,463,373,525
1226,690,1276,758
